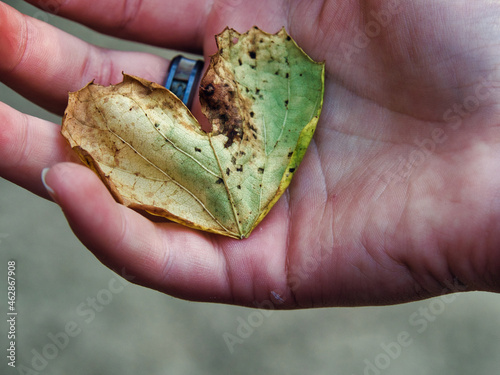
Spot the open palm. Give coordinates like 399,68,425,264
1,0,499,308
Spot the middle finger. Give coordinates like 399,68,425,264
0,2,170,115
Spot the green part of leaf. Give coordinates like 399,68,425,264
62,27,325,239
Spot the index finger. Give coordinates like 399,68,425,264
25,0,211,53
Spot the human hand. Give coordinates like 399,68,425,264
1,0,499,308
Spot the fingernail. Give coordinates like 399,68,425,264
41,167,56,198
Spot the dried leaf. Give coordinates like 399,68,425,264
62,27,324,239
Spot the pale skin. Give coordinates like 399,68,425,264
1,0,499,308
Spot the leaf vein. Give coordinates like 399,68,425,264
90,93,235,236
272,76,290,152
128,97,221,179
208,135,243,238
109,128,235,235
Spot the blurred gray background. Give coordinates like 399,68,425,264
1,1,500,374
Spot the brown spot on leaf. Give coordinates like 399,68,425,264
201,83,215,97
249,123,257,133
200,66,252,148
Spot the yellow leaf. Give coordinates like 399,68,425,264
62,27,324,239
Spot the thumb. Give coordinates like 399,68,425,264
40,162,163,279
40,162,234,303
